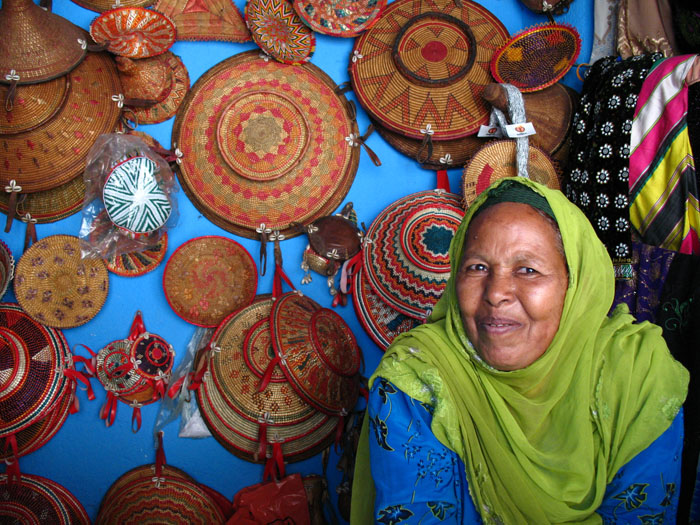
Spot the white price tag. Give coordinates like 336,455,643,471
504,122,536,138
478,125,504,138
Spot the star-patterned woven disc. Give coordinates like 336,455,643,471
246,0,315,65
363,190,464,320
292,0,387,37
103,156,172,235
349,0,509,141
14,235,109,329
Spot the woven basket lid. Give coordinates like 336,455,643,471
126,52,190,125
349,0,509,141
198,297,337,463
14,235,109,328
96,339,148,398
0,76,70,135
71,0,155,13
0,0,87,85
103,156,173,235
0,242,14,299
99,464,194,505
490,23,581,93
0,52,123,194
352,266,422,351
130,331,174,381
154,0,250,42
373,117,485,170
0,303,70,437
106,231,168,277
292,0,387,37
307,214,362,262
363,190,464,319
90,7,177,59
172,50,360,239
461,140,560,207
116,55,170,104
162,236,258,327
0,473,90,524
0,175,85,224
0,378,72,461
246,0,315,65
270,292,361,415
95,473,225,524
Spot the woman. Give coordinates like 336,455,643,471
351,178,689,524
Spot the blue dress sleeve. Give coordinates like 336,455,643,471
597,409,684,524
367,377,481,524
368,378,684,525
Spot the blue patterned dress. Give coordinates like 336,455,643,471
368,378,683,524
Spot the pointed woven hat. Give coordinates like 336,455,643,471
0,0,86,85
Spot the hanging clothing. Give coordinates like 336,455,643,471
630,54,700,254
564,53,661,269
351,178,689,524
617,0,678,58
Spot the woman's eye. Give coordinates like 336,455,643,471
466,263,487,272
518,267,538,275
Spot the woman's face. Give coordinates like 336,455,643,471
455,202,569,371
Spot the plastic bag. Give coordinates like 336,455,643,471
154,326,213,439
228,473,311,525
78,133,179,259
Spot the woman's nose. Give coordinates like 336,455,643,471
484,272,514,306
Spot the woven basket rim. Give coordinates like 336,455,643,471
292,0,388,37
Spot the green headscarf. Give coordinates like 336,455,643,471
351,178,688,524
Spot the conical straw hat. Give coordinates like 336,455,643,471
0,0,86,85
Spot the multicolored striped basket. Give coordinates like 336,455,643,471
0,473,89,524
362,190,465,320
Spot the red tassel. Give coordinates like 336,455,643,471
257,356,281,392
436,169,451,193
128,311,145,341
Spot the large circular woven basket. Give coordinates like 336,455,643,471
349,0,509,141
172,50,360,239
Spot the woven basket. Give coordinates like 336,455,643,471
352,266,422,351
246,0,315,65
292,0,387,37
461,140,561,208
106,232,168,277
154,0,251,42
490,23,582,92
162,236,258,327
125,52,190,125
197,297,338,463
270,292,361,416
71,0,154,13
172,50,359,239
349,0,509,141
0,473,89,524
96,471,225,524
90,7,176,59
0,0,86,85
363,190,465,320
0,303,72,438
0,52,122,194
0,242,14,299
14,235,109,328
0,76,69,135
